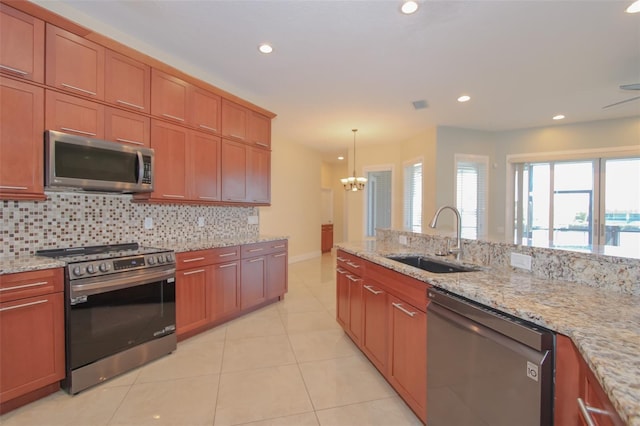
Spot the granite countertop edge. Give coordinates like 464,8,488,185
336,241,640,426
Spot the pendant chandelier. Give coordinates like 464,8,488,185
340,129,367,192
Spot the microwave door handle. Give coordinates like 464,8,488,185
136,150,143,185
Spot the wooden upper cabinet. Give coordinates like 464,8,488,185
248,112,271,148
45,90,105,139
0,77,44,199
150,119,187,201
189,86,221,134
221,139,248,202
188,131,221,202
221,99,248,142
105,49,150,113
0,4,44,83
105,106,150,147
151,68,189,124
249,147,271,204
46,24,104,100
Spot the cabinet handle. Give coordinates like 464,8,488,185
116,138,144,146
0,299,48,312
182,269,205,276
336,268,348,275
225,198,245,202
0,64,28,75
182,257,205,263
346,261,360,268
392,302,417,317
162,194,185,199
0,281,48,292
198,196,218,200
162,113,185,122
273,253,286,258
230,133,245,140
248,258,264,263
218,262,237,269
364,285,383,295
272,244,285,249
255,142,269,148
61,83,96,96
61,127,96,137
346,275,361,282
116,99,144,110
336,256,347,262
0,185,28,190
218,252,236,257
248,248,264,252
577,398,610,426
199,124,218,132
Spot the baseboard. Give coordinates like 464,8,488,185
288,250,322,264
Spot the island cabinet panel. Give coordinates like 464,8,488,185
45,90,105,139
221,139,249,203
336,252,364,345
361,279,388,373
188,132,221,202
221,99,248,143
248,111,271,148
149,119,187,201
175,267,209,336
104,106,150,147
336,268,350,328
209,260,240,321
0,77,44,200
266,250,288,300
240,256,267,310
249,147,271,204
105,49,150,113
151,68,189,124
0,4,44,83
46,24,104,100
0,268,64,412
190,86,220,134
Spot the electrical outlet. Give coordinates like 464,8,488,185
198,217,205,227
399,235,408,245
144,217,153,230
510,252,532,271
248,215,259,225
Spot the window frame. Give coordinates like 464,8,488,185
454,154,489,240
403,157,423,233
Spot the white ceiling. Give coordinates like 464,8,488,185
35,0,640,160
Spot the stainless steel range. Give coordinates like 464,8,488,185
37,243,176,394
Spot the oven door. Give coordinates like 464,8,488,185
67,265,176,370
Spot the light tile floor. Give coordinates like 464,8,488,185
0,253,422,426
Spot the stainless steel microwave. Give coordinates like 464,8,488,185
45,130,154,193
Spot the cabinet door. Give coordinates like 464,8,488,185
151,68,188,123
362,281,388,373
248,147,271,204
221,139,248,202
189,131,221,202
46,24,104,100
210,261,240,321
248,111,271,148
388,295,426,422
266,251,287,300
105,49,150,113
0,4,44,83
150,120,187,201
45,90,105,138
221,99,248,142
240,256,266,310
176,267,209,336
347,273,363,344
190,86,220,134
336,268,350,328
321,225,333,253
0,292,65,403
105,106,150,147
0,77,44,199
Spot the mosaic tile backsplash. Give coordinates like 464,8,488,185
1,192,259,257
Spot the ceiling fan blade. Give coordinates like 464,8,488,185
620,83,640,90
602,96,640,109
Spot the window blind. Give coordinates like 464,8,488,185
403,161,422,232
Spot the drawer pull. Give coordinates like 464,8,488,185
577,398,610,426
61,127,96,137
0,281,48,292
182,257,205,263
248,248,264,252
182,269,205,276
116,138,144,146
392,302,417,317
162,194,185,199
230,133,245,140
273,253,286,258
346,261,360,268
346,275,361,283
336,256,347,262
272,244,285,249
218,263,237,269
116,99,144,110
255,142,269,147
161,113,185,122
0,299,48,312
198,196,218,200
248,258,264,263
0,185,28,190
0,64,28,75
336,268,348,275
364,285,383,295
218,252,236,257
61,83,96,96
199,124,218,132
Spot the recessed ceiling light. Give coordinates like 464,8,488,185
457,95,471,103
338,156,344,160
258,44,273,54
553,114,565,120
401,1,419,15
626,0,640,13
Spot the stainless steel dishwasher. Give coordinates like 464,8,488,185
427,288,554,426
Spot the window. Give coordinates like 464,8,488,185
455,155,488,239
365,167,393,237
403,159,422,232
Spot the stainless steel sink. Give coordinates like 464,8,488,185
385,255,478,273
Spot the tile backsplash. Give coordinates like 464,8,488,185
1,192,259,257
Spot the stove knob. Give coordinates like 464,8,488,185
86,264,97,274
147,256,156,265
165,254,173,263
73,266,84,276
99,263,111,273
157,255,165,264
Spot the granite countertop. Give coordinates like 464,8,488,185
337,240,640,426
0,256,66,275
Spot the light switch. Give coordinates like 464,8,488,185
510,252,532,270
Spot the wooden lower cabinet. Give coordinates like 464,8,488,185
321,224,333,253
209,261,240,320
175,267,209,336
240,256,267,310
336,267,350,328
266,251,288,300
361,280,388,372
346,273,363,344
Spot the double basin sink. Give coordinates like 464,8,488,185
385,255,479,274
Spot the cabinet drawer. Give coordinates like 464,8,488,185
0,268,63,303
176,250,214,270
336,250,365,275
241,240,287,258
210,246,240,263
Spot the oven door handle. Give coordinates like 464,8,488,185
70,266,176,298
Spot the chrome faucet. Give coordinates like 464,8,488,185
429,205,462,260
